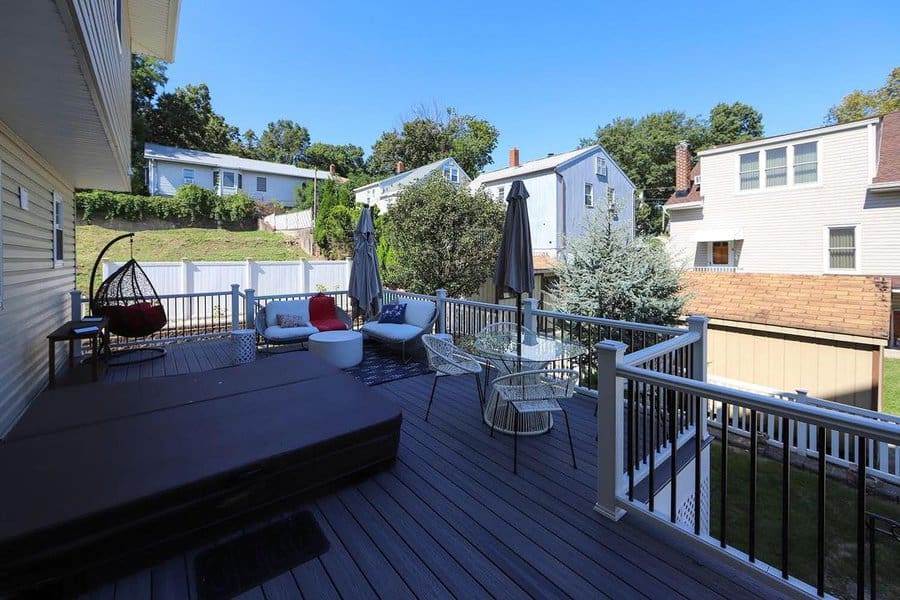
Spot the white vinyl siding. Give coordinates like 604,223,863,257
794,142,818,184
739,152,760,190
256,176,267,193
0,122,76,438
827,226,856,270
584,183,594,207
765,147,787,187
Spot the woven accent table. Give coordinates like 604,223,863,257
230,329,257,365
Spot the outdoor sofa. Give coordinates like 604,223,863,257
361,298,437,361
255,296,352,349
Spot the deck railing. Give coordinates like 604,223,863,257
595,318,900,598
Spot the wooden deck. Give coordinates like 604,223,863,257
70,339,785,599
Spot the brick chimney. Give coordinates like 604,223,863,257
395,160,405,174
328,164,336,176
675,141,691,192
509,147,520,168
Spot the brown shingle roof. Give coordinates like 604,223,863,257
874,110,900,184
665,163,702,206
681,272,891,339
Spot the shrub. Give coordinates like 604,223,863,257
76,186,257,225
212,191,256,222
173,184,218,222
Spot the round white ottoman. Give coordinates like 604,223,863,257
308,330,363,368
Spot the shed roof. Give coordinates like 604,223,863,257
681,272,891,340
145,143,342,181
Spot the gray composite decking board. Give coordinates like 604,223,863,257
68,340,788,600
387,372,772,600
150,555,190,600
260,571,302,600
113,568,151,600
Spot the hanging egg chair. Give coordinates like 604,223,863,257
89,233,167,364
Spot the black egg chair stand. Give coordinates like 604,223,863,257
88,233,167,365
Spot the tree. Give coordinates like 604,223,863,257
313,179,357,258
145,83,240,153
302,142,365,175
256,119,311,164
380,175,505,297
130,55,168,193
706,102,764,147
552,211,685,325
367,107,499,177
826,67,900,124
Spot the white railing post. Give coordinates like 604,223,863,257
687,315,709,439
245,288,256,330
595,340,628,521
230,284,240,330
70,289,83,358
523,298,538,344
245,259,254,291
436,289,447,334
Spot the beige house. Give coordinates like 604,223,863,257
0,1,181,437
665,113,900,408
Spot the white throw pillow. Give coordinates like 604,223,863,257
402,299,436,329
265,300,310,328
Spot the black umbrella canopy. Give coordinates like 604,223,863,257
494,180,534,295
348,207,383,321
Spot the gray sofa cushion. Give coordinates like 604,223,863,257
361,322,422,343
400,299,435,329
265,300,310,328
264,325,319,341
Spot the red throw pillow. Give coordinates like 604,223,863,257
309,293,347,331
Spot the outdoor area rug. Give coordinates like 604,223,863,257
344,345,431,386
194,511,329,600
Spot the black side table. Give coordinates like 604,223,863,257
47,317,110,387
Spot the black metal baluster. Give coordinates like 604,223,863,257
857,435,867,600
649,385,656,512
627,379,635,502
720,400,729,549
868,514,876,600
749,408,758,562
817,425,827,597
781,415,791,579
669,389,677,524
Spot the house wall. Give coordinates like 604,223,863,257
668,121,900,275
706,321,882,410
558,148,635,243
479,172,559,254
150,160,310,205
0,121,76,438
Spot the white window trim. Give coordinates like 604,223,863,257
763,147,787,188
707,241,735,267
256,176,268,193
584,183,594,207
52,192,64,268
182,168,195,185
222,170,237,189
596,156,608,176
793,141,820,187
497,186,505,201
824,224,860,273
737,152,761,192
736,139,823,194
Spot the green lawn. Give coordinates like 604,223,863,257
710,442,900,599
884,358,900,415
76,224,309,293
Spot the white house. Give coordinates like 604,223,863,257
353,157,470,213
470,146,636,258
144,143,342,206
0,1,181,437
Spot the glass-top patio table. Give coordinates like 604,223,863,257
468,329,587,436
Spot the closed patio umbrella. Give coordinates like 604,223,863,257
494,180,534,364
349,206,383,322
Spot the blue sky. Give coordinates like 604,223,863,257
163,0,900,171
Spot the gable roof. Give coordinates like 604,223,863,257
665,163,702,207
144,143,342,181
130,0,181,62
471,146,601,187
354,157,466,194
681,272,891,339
874,110,900,184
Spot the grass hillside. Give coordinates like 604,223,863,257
884,358,900,415
76,225,310,293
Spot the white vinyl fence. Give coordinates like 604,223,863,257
262,210,313,231
101,259,351,297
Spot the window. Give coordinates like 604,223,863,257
52,193,64,266
739,152,760,190
443,167,459,183
584,183,594,207
765,147,787,187
182,168,195,185
712,242,730,265
828,226,856,270
596,156,608,176
223,171,236,189
794,142,818,184
607,187,617,217
256,176,267,193
497,186,505,201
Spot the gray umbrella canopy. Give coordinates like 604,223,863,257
494,180,534,295
349,207,383,321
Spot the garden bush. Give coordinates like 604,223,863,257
76,186,257,224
